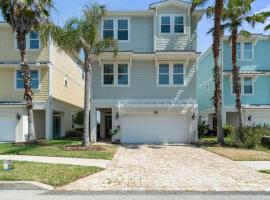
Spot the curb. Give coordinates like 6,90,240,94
0,181,54,190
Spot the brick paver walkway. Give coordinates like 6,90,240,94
61,145,270,191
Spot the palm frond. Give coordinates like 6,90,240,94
239,30,251,38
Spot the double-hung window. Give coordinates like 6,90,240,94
103,64,114,85
235,42,253,60
160,15,185,34
174,16,184,33
243,42,253,60
16,31,40,50
102,63,129,86
102,19,129,41
117,19,128,41
243,77,253,94
103,19,114,39
161,16,171,33
16,70,39,89
158,63,185,86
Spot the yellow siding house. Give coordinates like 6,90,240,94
0,22,84,142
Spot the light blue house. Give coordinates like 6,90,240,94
197,34,270,131
90,0,205,144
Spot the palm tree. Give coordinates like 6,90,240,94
0,0,53,142
39,4,118,147
208,0,265,142
192,0,225,144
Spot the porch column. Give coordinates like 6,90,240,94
222,111,227,126
90,107,97,142
100,111,106,139
45,105,52,140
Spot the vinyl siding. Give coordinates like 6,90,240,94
0,67,49,102
197,48,214,111
0,24,49,63
154,6,195,51
223,76,270,106
92,60,196,100
50,45,84,108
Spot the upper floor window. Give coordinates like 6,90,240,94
235,42,253,60
243,77,253,94
16,70,39,89
102,18,129,41
16,31,40,50
160,15,185,34
231,76,253,95
158,63,185,86
103,19,114,39
102,63,129,86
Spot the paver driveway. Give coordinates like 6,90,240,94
61,145,270,191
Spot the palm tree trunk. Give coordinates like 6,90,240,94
17,31,36,142
231,28,244,142
83,52,91,147
212,0,224,145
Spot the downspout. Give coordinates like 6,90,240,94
48,33,53,139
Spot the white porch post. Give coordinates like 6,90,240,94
45,106,52,140
90,107,97,142
222,111,227,126
100,111,106,139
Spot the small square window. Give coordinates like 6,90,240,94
16,70,39,89
29,31,40,49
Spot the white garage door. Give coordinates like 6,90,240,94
0,114,16,141
121,115,189,144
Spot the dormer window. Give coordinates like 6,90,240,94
160,15,185,34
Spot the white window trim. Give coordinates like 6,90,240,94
235,42,254,61
101,18,130,43
14,69,41,91
159,14,186,35
101,62,130,87
230,76,254,96
14,31,41,51
157,62,186,87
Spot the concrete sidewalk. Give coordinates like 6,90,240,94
0,155,110,168
237,161,270,170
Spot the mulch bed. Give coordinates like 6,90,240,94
64,145,106,152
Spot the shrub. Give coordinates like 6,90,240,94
198,123,208,138
65,130,83,138
223,125,234,137
232,126,270,148
74,111,84,126
261,136,270,148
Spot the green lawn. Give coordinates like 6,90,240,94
0,161,102,187
197,136,270,161
0,139,118,160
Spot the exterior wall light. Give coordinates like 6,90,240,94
248,115,252,121
16,113,21,120
154,111,159,115
115,112,119,120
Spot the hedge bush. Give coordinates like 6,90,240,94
65,130,83,138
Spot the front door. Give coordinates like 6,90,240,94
105,116,112,138
53,115,61,138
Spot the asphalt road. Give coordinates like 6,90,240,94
0,190,270,200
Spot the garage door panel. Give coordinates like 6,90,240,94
121,115,189,144
0,116,16,141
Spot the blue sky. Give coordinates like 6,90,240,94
1,0,270,52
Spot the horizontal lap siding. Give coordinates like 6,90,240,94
118,17,153,52
155,7,193,51
51,45,84,108
92,60,196,100
0,25,49,62
0,68,49,101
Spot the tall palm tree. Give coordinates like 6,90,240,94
39,4,118,147
192,0,225,144
208,0,265,142
0,0,53,142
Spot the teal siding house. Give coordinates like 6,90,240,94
197,35,270,131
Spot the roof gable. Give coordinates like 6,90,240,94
149,0,191,10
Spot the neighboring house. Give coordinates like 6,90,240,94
197,34,270,131
0,22,84,142
90,0,204,144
